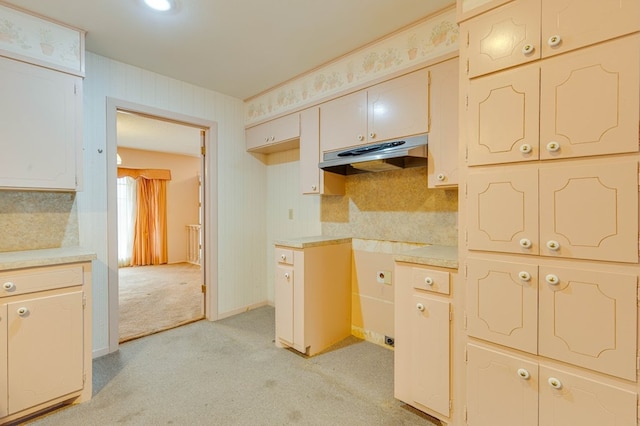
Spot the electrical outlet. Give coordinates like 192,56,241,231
385,336,395,346
376,270,392,285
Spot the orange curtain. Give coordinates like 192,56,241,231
131,177,169,266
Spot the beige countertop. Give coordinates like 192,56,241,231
274,235,352,249
394,244,458,269
0,246,97,271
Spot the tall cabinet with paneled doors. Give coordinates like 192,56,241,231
458,0,640,424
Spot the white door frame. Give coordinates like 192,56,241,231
106,97,218,353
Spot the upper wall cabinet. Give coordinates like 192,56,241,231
320,68,429,153
0,56,82,191
0,4,85,191
462,0,640,78
245,113,300,153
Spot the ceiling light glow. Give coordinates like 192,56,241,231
144,0,173,11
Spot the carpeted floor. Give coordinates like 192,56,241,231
27,306,441,426
119,262,204,342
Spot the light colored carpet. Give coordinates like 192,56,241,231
27,306,441,426
118,262,204,342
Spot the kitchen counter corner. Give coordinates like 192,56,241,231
274,235,352,249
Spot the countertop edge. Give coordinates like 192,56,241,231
274,236,352,249
0,247,97,271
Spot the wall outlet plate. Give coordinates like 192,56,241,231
376,270,392,285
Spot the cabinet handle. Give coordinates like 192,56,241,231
16,307,29,317
546,141,560,152
545,274,560,285
311,185,317,191
519,143,532,154
424,277,434,286
546,240,560,251
547,35,562,47
521,44,535,55
548,377,563,389
416,303,425,312
284,273,290,280
519,238,532,249
436,173,446,182
280,254,286,261
518,271,531,282
369,132,376,139
270,136,276,142
2,282,15,291
517,368,530,380
357,134,365,141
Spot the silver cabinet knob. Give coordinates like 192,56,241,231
17,307,29,317
424,277,434,286
280,254,286,261
416,303,425,312
311,185,317,191
369,132,376,139
284,273,290,280
3,282,15,291
517,368,530,380
436,173,446,182
357,134,365,141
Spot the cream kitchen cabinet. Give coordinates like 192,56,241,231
298,107,344,195
462,0,640,78
466,158,638,263
427,57,459,188
394,262,453,420
0,56,83,191
466,343,638,426
320,68,429,153
245,112,300,153
465,256,638,380
466,35,639,166
274,240,351,356
0,261,92,423
457,0,511,22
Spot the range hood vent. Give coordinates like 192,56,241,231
319,134,428,175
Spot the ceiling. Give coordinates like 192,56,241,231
6,1,454,157
5,0,454,100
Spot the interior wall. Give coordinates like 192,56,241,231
265,149,321,302
117,147,200,264
80,52,267,357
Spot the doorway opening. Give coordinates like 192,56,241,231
106,98,218,352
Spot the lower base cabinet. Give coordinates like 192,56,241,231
394,262,453,420
274,241,351,356
0,262,92,423
466,343,637,426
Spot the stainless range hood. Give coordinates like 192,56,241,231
319,134,428,175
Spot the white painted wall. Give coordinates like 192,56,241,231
79,52,268,356
265,149,321,302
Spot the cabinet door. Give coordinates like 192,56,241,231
539,36,639,160
411,294,450,417
539,266,637,381
0,57,80,190
466,258,538,354
467,64,540,166
466,343,538,426
275,265,294,346
539,159,638,263
299,108,344,195
367,68,429,144
464,0,541,78
428,58,459,187
541,0,640,58
467,167,539,255
8,291,84,414
246,113,300,152
320,91,368,153
539,365,637,425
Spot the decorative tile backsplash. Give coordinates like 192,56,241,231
245,7,458,125
0,191,79,252
321,167,458,246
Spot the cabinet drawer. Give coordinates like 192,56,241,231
411,267,450,295
275,248,294,265
0,264,84,297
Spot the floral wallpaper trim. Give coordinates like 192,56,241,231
245,7,458,125
0,3,84,74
